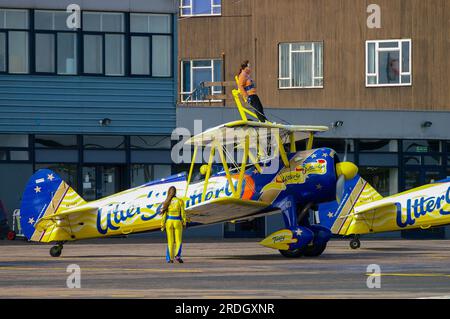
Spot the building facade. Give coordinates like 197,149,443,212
0,0,178,226
177,0,450,238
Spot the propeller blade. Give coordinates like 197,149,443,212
336,174,346,204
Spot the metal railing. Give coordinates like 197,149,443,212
179,81,235,107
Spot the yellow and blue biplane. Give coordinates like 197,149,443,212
317,173,450,249
18,80,450,258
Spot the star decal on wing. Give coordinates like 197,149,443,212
316,184,322,190
295,228,303,236
34,186,41,193
28,217,35,225
47,173,55,181
328,212,334,218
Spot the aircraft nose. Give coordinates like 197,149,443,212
336,162,358,180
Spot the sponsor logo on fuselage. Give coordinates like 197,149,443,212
96,180,238,234
275,159,328,185
396,186,450,228
272,235,286,243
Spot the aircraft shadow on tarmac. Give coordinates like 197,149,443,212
363,247,442,252
211,250,434,261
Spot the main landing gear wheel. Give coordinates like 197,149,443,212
50,244,63,257
279,248,303,258
303,243,327,257
349,237,361,250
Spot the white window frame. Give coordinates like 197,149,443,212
278,41,324,89
180,59,222,102
365,39,412,87
180,0,222,17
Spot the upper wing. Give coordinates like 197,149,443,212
186,197,278,224
185,120,329,146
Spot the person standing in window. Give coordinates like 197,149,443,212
237,60,267,122
160,186,187,263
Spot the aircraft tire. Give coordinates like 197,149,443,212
50,245,62,257
302,243,327,257
349,238,361,250
279,248,303,258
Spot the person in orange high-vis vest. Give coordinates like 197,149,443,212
160,186,187,263
237,60,267,122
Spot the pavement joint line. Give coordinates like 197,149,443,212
366,273,450,278
0,266,203,273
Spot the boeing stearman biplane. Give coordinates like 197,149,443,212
317,175,450,249
19,79,450,258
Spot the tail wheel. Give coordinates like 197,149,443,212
349,238,361,249
7,231,16,241
279,248,303,258
50,245,63,257
303,243,327,257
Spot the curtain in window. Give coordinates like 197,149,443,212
292,52,312,87
35,33,55,72
83,34,103,74
105,34,124,76
131,36,150,75
279,43,290,87
57,33,77,74
152,35,171,77
8,31,28,73
314,42,323,79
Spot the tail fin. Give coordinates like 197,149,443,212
20,169,86,241
316,175,383,234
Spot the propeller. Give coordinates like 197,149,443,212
336,174,346,204
335,162,359,204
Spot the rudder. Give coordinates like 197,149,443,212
20,169,86,241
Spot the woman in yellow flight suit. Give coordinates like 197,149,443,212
161,186,187,263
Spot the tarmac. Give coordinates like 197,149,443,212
1,238,450,299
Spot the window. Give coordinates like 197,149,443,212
0,134,28,147
180,0,221,17
34,10,78,75
130,14,172,77
130,136,171,149
130,13,171,33
366,39,412,86
82,12,125,76
403,140,441,153
35,135,78,149
0,134,29,161
83,136,125,149
0,9,29,73
279,42,323,89
0,10,172,77
181,59,222,102
359,140,398,152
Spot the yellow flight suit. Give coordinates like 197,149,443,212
161,197,187,262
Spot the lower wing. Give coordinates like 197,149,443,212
187,197,278,225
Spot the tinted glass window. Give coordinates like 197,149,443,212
84,136,125,149
130,136,171,149
35,135,77,148
359,140,398,152
403,140,441,153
